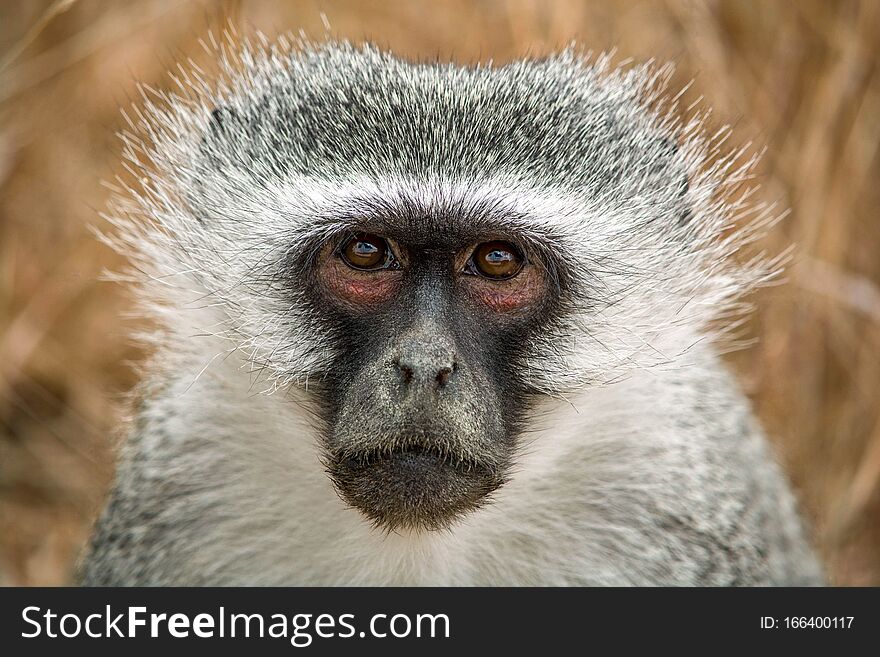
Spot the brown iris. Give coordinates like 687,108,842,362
470,241,524,280
340,233,390,270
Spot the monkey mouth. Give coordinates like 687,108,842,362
327,444,504,531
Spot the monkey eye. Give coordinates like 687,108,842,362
466,241,524,280
339,233,396,271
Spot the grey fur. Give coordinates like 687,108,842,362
80,38,823,585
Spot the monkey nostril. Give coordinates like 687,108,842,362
436,366,453,387
395,361,414,384
394,357,456,389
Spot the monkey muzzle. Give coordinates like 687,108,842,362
327,442,504,531
321,317,514,530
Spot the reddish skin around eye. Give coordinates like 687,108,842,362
319,247,402,308
318,240,546,313
464,265,546,314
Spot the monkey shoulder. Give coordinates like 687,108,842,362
608,362,822,585
498,358,824,586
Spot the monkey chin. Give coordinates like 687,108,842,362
326,444,505,533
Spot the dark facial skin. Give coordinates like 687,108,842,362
302,219,558,532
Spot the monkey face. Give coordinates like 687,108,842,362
300,219,562,531
174,46,699,532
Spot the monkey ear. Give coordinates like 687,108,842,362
658,137,693,226
675,174,692,226
208,106,239,135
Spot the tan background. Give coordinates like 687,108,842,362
0,0,878,585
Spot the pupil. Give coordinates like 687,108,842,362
355,241,378,256
486,250,511,264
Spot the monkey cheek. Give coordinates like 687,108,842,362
327,446,505,531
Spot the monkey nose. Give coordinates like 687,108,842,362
393,346,457,390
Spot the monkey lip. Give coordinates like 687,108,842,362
327,444,504,531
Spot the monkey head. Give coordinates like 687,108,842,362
120,42,761,533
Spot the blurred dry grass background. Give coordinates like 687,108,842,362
0,0,878,586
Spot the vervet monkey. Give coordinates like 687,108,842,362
80,38,823,585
